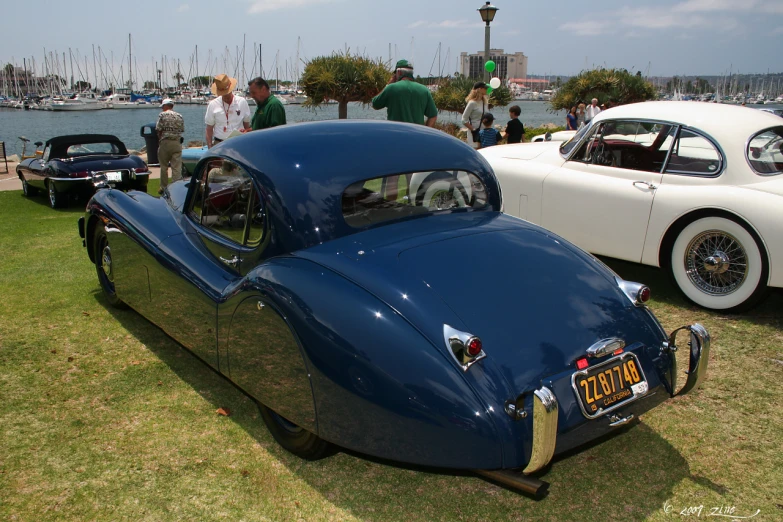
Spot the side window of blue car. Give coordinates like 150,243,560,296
190,159,266,246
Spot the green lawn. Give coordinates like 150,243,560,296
1,184,781,521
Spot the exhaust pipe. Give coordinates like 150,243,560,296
474,469,549,499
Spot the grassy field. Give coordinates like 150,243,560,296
1,183,781,521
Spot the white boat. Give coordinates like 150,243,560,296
50,92,105,111
104,93,158,109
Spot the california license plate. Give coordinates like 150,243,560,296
105,171,123,182
572,354,648,419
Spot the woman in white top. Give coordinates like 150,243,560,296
462,82,488,149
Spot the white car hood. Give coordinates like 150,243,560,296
478,142,561,162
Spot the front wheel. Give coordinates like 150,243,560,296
668,215,769,313
93,222,127,309
258,404,332,460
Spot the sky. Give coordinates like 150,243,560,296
2,0,782,87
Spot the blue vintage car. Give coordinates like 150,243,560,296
77,121,708,497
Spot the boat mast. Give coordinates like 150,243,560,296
128,33,132,91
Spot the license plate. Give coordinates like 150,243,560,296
572,354,648,419
105,171,123,182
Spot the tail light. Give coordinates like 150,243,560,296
444,325,486,371
615,278,651,306
73,170,91,178
133,166,149,173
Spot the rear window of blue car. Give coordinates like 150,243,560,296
342,170,488,228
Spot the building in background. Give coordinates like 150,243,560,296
459,49,528,80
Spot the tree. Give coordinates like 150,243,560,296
300,52,389,119
143,80,157,90
74,80,91,91
192,76,211,89
432,77,512,114
550,68,656,110
172,72,184,85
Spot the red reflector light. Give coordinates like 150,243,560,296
613,348,624,355
133,167,149,173
576,358,588,370
466,337,482,357
638,286,651,304
74,170,91,178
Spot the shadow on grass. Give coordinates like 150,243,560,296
94,287,698,519
599,255,783,329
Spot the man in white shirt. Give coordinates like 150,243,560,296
584,98,601,125
205,74,251,148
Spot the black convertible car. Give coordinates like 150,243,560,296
16,134,150,208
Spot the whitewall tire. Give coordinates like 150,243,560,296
669,215,768,312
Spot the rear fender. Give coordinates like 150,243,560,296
248,257,504,469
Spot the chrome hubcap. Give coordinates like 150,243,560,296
49,185,55,205
101,246,114,283
685,231,747,295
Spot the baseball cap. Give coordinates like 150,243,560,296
160,98,174,107
395,59,413,69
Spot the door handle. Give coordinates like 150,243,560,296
219,255,239,267
633,180,657,190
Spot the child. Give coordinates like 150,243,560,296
478,113,502,148
504,105,524,143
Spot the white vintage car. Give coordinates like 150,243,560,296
480,101,783,312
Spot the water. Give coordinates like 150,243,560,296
0,101,565,156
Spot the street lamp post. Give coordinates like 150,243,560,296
478,2,499,82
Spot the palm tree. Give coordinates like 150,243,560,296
300,52,388,119
550,68,656,111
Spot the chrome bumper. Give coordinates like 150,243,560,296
522,386,559,475
665,323,710,396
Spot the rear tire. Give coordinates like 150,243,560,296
21,178,38,197
258,404,332,460
47,181,66,209
668,215,769,312
93,222,127,309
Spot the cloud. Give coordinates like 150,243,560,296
559,20,606,36
406,19,480,29
248,0,335,14
674,0,783,14
177,3,189,12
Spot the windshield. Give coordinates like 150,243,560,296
342,170,488,228
747,126,783,176
559,124,591,157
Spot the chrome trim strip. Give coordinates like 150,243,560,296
608,413,634,427
48,177,92,182
522,386,558,475
586,338,625,358
570,352,649,419
669,323,710,396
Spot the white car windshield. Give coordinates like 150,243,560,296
747,126,783,176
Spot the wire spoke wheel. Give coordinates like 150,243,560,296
684,230,747,295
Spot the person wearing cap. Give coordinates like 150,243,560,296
462,82,489,149
371,59,437,126
205,74,251,148
156,98,185,194
247,77,286,131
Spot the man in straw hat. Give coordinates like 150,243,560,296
205,74,251,148
156,98,184,194
372,59,437,127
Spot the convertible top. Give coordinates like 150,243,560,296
46,134,128,158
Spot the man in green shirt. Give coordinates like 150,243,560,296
372,60,437,126
248,77,287,130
